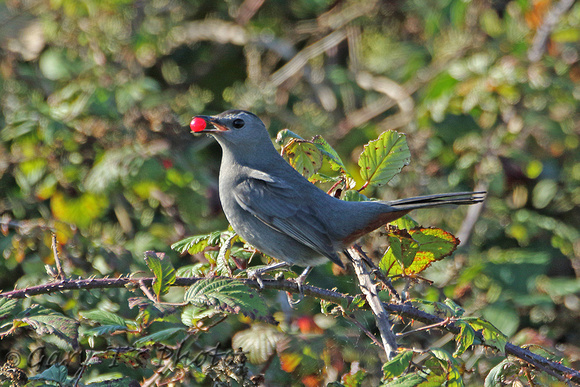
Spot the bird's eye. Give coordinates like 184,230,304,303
232,119,245,129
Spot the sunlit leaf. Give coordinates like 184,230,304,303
144,251,176,299
231,324,284,364
358,131,410,189
50,191,109,229
280,352,302,373
453,321,476,357
381,372,426,386
342,190,369,202
341,368,367,387
312,135,348,173
181,305,219,327
282,139,323,178
463,317,507,353
380,227,459,277
171,231,224,255
184,279,274,323
275,128,303,145
382,350,413,379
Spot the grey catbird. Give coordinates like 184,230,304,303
190,110,484,277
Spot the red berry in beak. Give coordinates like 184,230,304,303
190,117,207,132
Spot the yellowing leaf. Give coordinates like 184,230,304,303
50,191,109,228
280,352,302,373
380,226,459,277
283,139,323,178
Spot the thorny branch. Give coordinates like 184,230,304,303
1,275,579,384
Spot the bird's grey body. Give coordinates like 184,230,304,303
192,110,484,268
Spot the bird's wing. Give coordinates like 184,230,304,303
232,172,342,266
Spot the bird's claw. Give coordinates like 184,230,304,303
286,267,312,307
247,262,290,289
247,269,265,289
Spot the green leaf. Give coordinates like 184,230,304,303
85,377,141,386
29,364,68,383
482,303,520,337
464,317,507,353
81,310,130,336
84,325,129,337
552,28,580,43
444,298,465,317
17,305,79,350
380,372,426,386
390,215,419,230
358,131,410,189
0,299,20,322
216,233,237,277
380,227,459,277
144,251,176,299
341,368,367,387
275,128,303,145
176,263,210,277
80,310,128,327
342,190,369,202
171,230,227,255
312,135,350,174
382,350,413,379
282,139,323,178
184,279,274,323
181,305,219,327
133,327,184,347
484,359,513,387
429,349,463,387
453,321,476,357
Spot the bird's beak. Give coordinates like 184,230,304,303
190,115,229,133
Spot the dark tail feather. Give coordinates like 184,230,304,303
384,191,486,211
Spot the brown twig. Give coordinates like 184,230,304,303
269,29,348,87
343,313,385,351
1,275,579,383
139,279,158,303
51,233,66,281
396,317,452,338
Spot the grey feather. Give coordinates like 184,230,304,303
192,110,485,268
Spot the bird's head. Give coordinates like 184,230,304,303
190,110,271,149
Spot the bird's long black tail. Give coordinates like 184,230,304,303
384,191,486,211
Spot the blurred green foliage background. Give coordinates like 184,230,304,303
0,0,579,385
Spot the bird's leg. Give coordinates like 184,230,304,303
247,262,290,289
287,266,313,307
